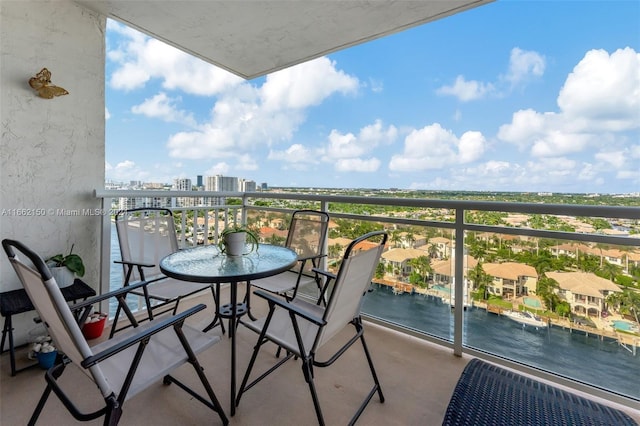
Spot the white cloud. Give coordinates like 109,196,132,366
261,57,358,110
105,107,111,120
105,160,150,181
458,131,487,163
326,130,362,159
114,160,136,171
389,124,486,171
369,78,384,93
268,144,320,165
438,48,545,101
165,57,360,162
616,170,640,181
498,48,640,159
321,120,396,173
236,154,259,171
167,127,236,160
558,47,640,132
335,158,381,173
595,150,627,169
107,21,242,95
529,131,592,157
436,75,494,102
359,120,398,145
326,120,397,160
504,47,546,86
131,92,197,127
204,162,231,176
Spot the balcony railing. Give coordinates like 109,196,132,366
94,189,640,409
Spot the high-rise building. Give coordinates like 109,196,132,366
240,179,257,192
196,175,203,188
173,178,192,191
204,175,239,206
173,178,194,206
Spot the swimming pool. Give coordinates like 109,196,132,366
523,297,542,308
612,320,638,332
431,285,450,293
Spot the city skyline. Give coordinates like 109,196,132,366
105,1,639,194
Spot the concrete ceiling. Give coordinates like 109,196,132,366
75,0,494,80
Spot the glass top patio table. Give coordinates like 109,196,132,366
159,243,297,417
159,244,297,283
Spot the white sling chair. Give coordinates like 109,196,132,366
244,209,329,321
113,208,218,336
236,231,388,425
2,239,228,426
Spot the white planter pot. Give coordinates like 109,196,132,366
48,266,75,288
223,232,247,256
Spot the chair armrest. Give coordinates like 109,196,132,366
253,290,326,326
114,259,156,269
296,253,327,262
311,268,336,281
81,303,207,368
69,280,151,314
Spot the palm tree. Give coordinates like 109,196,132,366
599,260,622,282
390,230,402,248
405,232,416,248
328,243,343,260
468,262,492,300
408,256,432,287
607,289,640,324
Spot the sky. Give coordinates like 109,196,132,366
104,1,640,194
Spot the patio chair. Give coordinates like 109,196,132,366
244,210,329,320
2,238,228,426
236,231,388,425
114,208,220,336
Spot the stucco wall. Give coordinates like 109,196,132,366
0,1,105,344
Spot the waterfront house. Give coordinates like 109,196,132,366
381,247,427,279
551,243,640,274
430,256,479,285
429,236,453,259
546,271,622,317
482,262,538,299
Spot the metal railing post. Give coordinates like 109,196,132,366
453,207,465,357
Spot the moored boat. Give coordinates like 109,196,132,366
504,310,548,329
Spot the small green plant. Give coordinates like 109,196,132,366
219,224,259,254
47,244,85,277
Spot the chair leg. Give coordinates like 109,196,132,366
235,336,263,407
302,357,325,426
203,283,226,334
28,361,69,425
170,326,229,425
244,282,258,321
360,333,384,403
28,383,53,426
103,396,122,426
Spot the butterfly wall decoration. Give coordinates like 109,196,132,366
28,68,69,99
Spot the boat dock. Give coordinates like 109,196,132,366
370,281,640,353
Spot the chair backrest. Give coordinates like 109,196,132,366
314,231,387,350
2,239,113,397
115,208,179,281
286,210,329,274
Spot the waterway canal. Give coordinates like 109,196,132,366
362,283,640,400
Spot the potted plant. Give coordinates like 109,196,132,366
82,311,108,340
47,244,85,288
29,335,58,369
219,224,259,256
